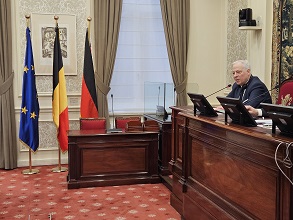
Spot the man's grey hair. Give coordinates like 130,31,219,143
232,60,251,70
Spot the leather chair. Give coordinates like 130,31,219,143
115,116,141,129
80,117,106,130
277,77,293,106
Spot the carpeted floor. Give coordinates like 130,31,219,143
0,165,180,220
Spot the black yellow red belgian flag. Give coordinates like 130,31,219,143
52,24,69,152
80,29,98,118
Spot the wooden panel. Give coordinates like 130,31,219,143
171,174,184,216
184,193,225,220
190,138,276,219
178,127,183,161
82,147,146,174
169,106,191,214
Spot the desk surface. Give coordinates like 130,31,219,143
68,129,160,136
172,105,293,141
144,114,172,123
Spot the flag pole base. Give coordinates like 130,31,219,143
51,166,68,173
22,168,39,175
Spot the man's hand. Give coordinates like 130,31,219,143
245,105,259,117
213,106,225,113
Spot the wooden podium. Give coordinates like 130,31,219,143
67,129,160,189
170,106,293,220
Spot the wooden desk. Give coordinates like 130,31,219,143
67,129,160,189
170,106,293,220
144,114,172,190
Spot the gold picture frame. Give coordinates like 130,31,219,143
31,13,77,75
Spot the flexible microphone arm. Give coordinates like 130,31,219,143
205,84,232,98
242,84,279,105
111,94,114,129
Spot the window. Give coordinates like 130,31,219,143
109,0,172,114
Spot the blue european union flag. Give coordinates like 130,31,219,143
19,27,40,152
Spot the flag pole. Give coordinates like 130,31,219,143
87,16,92,40
51,15,68,173
51,145,67,173
22,148,39,174
22,14,39,175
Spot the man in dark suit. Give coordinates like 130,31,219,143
227,60,272,117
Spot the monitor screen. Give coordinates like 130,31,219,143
261,103,293,137
216,96,257,127
187,93,218,117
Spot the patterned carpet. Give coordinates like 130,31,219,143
0,165,180,220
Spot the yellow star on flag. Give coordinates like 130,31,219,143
30,112,37,119
21,107,28,114
31,65,34,71
24,66,29,73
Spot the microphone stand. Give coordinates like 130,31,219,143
163,83,168,120
158,86,160,106
111,94,114,129
107,94,122,133
205,84,232,98
174,87,176,106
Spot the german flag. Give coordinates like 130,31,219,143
80,29,99,118
52,24,69,153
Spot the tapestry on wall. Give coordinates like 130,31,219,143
272,0,293,103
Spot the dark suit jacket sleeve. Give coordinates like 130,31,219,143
244,78,272,108
245,84,267,108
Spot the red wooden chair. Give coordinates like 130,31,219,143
80,117,106,130
276,77,293,106
115,116,141,129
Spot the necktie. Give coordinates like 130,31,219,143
239,85,247,100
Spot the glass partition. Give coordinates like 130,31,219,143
107,82,198,114
144,82,174,115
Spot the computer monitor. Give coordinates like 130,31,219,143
187,93,218,117
261,103,293,137
216,96,257,127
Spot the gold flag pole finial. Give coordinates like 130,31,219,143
87,16,92,41
54,15,59,26
25,14,30,28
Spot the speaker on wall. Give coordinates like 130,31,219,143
239,8,256,27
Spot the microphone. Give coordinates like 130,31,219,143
242,84,279,105
111,94,114,128
205,84,232,98
158,86,160,105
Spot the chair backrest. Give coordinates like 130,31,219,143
126,121,143,132
115,116,141,129
143,120,160,132
277,77,293,106
80,117,106,130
